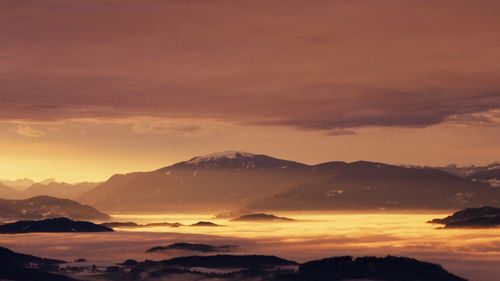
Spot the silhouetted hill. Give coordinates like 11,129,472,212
77,152,500,212
132,254,297,276
101,221,183,228
232,213,294,222
292,256,466,281
0,217,113,233
146,243,237,253
0,196,110,221
0,246,63,267
430,206,500,228
0,246,75,281
190,221,223,227
100,222,140,228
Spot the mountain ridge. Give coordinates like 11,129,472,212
75,151,500,212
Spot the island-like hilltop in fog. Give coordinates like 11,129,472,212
0,217,113,233
430,206,500,228
67,151,500,213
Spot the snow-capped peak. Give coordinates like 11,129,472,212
187,151,255,165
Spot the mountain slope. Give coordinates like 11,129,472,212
0,246,75,281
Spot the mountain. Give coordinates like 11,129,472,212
0,196,110,221
247,161,500,211
0,178,35,191
0,217,113,233
78,151,311,212
77,151,500,212
21,182,99,200
430,206,500,228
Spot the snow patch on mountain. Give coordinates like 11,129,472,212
187,151,255,165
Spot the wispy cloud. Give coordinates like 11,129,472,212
15,124,45,138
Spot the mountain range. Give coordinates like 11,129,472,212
73,151,500,212
0,180,99,200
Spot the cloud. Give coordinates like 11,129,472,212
129,118,207,136
15,124,45,138
446,109,500,127
1,0,500,132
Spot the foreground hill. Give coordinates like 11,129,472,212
77,151,500,212
0,246,74,281
0,217,113,233
293,256,466,281
0,196,110,221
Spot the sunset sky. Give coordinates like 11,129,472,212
1,0,500,182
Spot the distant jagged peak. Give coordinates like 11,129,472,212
38,178,57,185
186,150,255,165
0,178,35,190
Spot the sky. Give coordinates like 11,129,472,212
1,0,500,182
